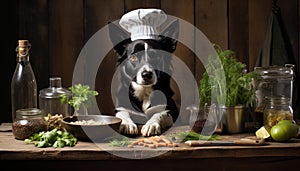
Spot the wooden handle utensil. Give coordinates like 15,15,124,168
185,137,265,146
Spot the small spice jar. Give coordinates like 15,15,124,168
12,108,47,140
263,96,293,129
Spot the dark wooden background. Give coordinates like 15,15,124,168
1,0,300,123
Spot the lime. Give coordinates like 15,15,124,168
270,122,299,142
290,123,300,136
277,119,294,125
255,126,270,139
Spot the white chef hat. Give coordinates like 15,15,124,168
119,8,167,41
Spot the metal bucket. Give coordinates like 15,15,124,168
220,105,246,134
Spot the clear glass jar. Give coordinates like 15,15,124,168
39,77,71,117
263,97,293,129
12,108,47,140
254,64,294,129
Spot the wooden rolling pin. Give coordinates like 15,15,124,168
185,137,265,146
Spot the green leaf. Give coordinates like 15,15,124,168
60,83,99,114
24,138,32,144
53,139,66,148
168,131,221,142
24,129,77,148
105,135,130,147
35,141,47,148
109,138,130,147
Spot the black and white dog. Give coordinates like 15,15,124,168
109,20,179,137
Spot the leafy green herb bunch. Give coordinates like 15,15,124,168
60,83,99,114
199,45,258,107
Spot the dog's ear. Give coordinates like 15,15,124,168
108,21,131,57
159,19,179,53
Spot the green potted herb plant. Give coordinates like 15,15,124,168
60,84,99,115
198,45,257,133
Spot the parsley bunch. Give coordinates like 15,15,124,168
24,128,77,148
60,84,99,114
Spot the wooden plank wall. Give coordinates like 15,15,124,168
1,0,300,123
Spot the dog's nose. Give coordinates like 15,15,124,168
141,71,153,80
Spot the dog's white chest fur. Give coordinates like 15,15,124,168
131,82,152,111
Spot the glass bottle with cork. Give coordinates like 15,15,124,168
11,40,38,119
11,40,46,139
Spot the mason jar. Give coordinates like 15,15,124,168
12,108,47,140
254,64,294,129
263,96,293,129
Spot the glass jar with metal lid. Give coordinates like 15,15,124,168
263,96,293,129
253,64,294,129
12,108,47,140
39,77,71,117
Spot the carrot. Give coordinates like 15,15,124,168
127,135,178,149
160,136,171,144
157,142,167,147
127,144,134,148
143,139,154,144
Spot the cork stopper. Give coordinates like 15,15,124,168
18,40,29,47
17,40,30,56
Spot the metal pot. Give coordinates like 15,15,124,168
220,105,247,134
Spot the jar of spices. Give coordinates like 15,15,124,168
263,96,293,129
12,108,47,140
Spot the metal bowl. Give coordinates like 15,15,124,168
61,115,121,142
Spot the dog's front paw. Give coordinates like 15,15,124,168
141,121,161,137
141,111,173,137
116,111,139,135
119,122,138,135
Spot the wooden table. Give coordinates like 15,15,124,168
1,123,300,171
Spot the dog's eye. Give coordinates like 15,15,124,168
129,55,138,62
